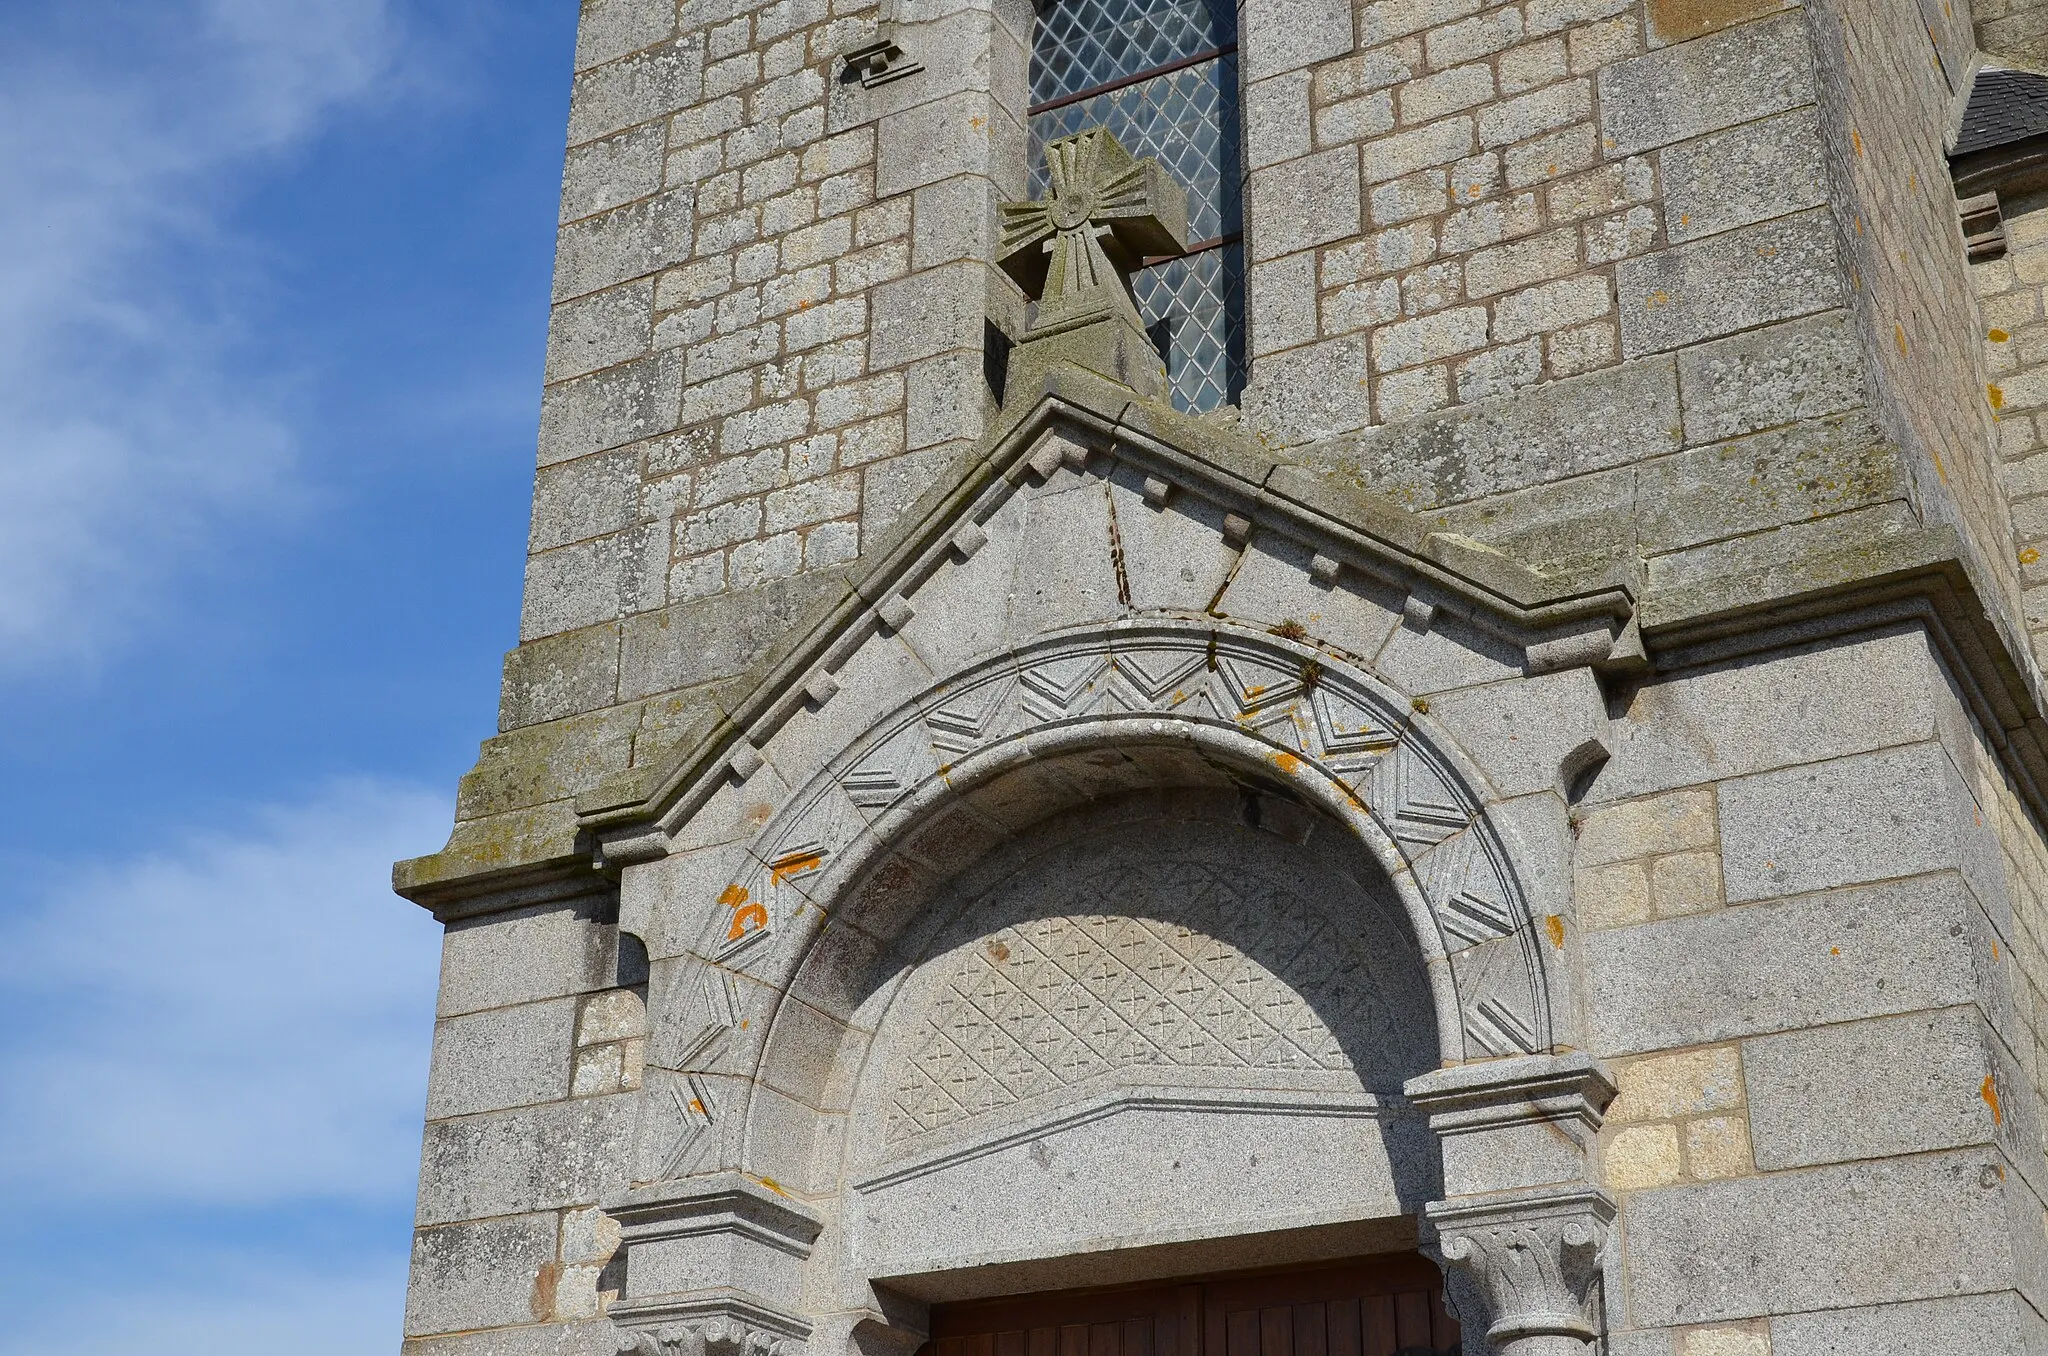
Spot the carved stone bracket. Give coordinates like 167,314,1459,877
615,1293,813,1356
1408,1054,1617,1355
1405,1053,1615,1198
606,1174,824,1356
842,30,922,87
1426,1187,1614,1356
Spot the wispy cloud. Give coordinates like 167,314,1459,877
0,0,402,670
0,778,447,1207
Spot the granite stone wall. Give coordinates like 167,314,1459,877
1975,192,2048,674
1579,624,2048,1353
398,1,2048,1353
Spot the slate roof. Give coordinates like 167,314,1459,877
1956,65,2048,156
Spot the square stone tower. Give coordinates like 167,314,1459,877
397,0,2048,1352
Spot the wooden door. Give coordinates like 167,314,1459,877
1203,1258,1459,1356
925,1258,1459,1356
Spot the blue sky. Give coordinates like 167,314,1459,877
0,1,576,1347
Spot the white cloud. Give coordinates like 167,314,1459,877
0,778,448,1207
0,0,400,670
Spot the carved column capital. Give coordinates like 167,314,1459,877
1425,1186,1615,1356
617,1314,808,1356
612,1292,813,1356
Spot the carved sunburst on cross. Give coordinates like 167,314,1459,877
995,128,1190,399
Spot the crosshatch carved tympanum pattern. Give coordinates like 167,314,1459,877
884,824,1420,1144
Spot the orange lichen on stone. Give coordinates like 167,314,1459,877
1990,384,2005,410
727,902,769,940
1545,915,1566,948
1894,323,1908,356
531,1262,564,1321
1983,1075,2003,1124
771,850,824,882
1646,0,1790,44
718,883,749,907
1991,328,2011,342
1270,750,1303,775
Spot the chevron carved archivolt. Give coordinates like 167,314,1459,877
783,631,1551,1061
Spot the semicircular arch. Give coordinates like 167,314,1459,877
707,619,1557,1097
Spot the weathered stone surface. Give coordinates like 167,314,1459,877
1598,12,1814,157
416,1095,635,1226
1593,628,1940,801
438,899,622,1018
617,568,848,701
569,38,703,146
426,998,577,1120
406,1213,560,1337
1673,311,1870,445
404,1321,620,1356
520,525,660,640
574,0,677,73
1240,0,1354,80
1615,210,1844,357
1717,740,1989,904
1622,1151,2015,1326
544,283,655,385
1645,0,1791,48
1422,665,1609,798
870,261,986,368
1248,148,1362,260
531,446,641,551
1640,501,1936,630
1659,106,1827,245
402,1,2048,1345
1743,1008,1997,1170
561,122,668,224
1240,335,1374,444
552,191,693,302
497,625,621,731
1576,787,1716,867
1309,357,1680,508
536,350,683,467
1767,1292,2032,1356
1423,462,1636,580
1586,875,1979,1055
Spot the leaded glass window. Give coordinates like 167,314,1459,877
1028,0,1244,412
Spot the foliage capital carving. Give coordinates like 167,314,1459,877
617,1317,807,1356
1426,1186,1614,1354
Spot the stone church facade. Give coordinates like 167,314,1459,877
395,0,2048,1351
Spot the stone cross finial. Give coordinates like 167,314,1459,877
994,128,1190,401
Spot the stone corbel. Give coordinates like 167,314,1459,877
842,28,923,87
607,1174,825,1356
1427,1186,1614,1356
1405,1053,1617,1356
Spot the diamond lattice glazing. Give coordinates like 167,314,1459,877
1029,57,1240,242
1030,0,1234,103
1132,243,1245,413
1028,0,1244,411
